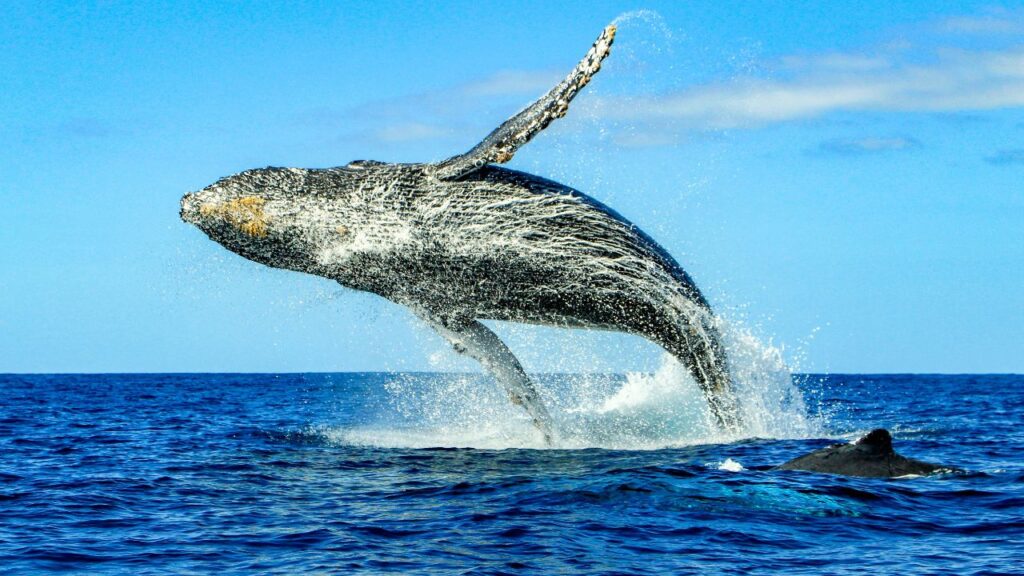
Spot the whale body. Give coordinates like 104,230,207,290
775,429,957,478
180,25,739,441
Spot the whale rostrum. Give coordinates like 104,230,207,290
181,24,740,442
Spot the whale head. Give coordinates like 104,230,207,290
181,166,359,275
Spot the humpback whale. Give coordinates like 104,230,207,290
181,24,738,442
775,429,957,477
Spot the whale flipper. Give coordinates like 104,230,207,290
418,312,555,443
434,25,616,181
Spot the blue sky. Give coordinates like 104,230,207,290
2,1,1022,373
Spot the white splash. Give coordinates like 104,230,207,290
319,318,823,450
610,10,675,43
717,458,745,472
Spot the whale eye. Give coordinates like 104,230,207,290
335,225,350,237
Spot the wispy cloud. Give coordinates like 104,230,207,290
985,149,1024,165
778,53,892,73
941,16,1021,34
589,10,1024,137
459,70,561,98
339,8,1024,148
331,69,562,146
936,8,1024,35
587,48,1024,131
819,137,921,155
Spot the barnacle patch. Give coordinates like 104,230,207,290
199,196,269,237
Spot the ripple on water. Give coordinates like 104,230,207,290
0,373,1020,574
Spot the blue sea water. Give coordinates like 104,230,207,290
0,372,1021,574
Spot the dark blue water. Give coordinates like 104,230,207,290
1,373,1021,574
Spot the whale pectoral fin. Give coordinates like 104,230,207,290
418,312,555,443
433,24,616,181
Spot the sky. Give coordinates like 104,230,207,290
1,1,1022,374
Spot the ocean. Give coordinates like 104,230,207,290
1,372,1021,574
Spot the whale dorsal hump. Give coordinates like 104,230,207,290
854,428,895,456
433,24,616,181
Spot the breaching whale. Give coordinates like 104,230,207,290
180,24,739,442
775,429,957,477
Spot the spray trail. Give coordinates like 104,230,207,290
326,319,823,450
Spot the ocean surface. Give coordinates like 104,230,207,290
1,371,1021,574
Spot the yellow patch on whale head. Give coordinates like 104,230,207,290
198,196,269,238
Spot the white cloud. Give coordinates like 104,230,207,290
586,47,1024,131
344,69,562,147
344,9,1024,148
